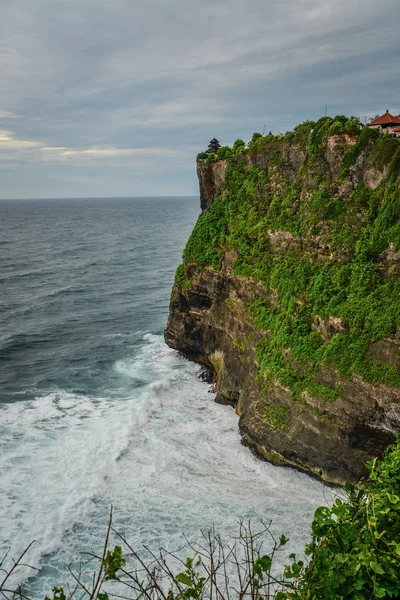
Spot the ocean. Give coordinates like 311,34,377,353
0,197,330,598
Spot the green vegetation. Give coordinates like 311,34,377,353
232,138,246,155
183,195,228,270
182,117,400,399
175,263,191,290
302,382,341,403
233,336,246,352
217,145,234,160
262,404,289,429
282,438,400,599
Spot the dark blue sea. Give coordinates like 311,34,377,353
0,197,328,597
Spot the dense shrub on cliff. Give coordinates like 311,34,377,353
180,117,400,401
282,438,400,599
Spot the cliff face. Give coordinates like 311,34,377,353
197,159,228,212
165,119,400,484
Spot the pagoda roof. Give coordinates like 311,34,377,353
367,110,400,126
393,127,400,133
209,138,220,143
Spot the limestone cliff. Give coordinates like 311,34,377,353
165,117,400,484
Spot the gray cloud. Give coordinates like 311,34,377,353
0,0,399,198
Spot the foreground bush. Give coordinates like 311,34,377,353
284,438,400,599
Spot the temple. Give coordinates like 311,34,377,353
206,138,221,154
367,110,400,135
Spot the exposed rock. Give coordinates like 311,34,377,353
325,135,354,179
312,316,345,341
267,230,297,253
368,339,400,370
197,160,227,212
380,243,400,275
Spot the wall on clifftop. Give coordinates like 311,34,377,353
165,117,400,484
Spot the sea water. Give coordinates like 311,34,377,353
0,197,331,598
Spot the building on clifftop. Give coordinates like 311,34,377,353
367,110,400,135
206,138,221,154
392,127,400,138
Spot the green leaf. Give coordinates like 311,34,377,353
279,534,289,547
175,573,193,586
256,555,272,573
102,546,126,580
51,587,66,600
185,557,193,570
45,589,66,600
353,578,366,590
387,493,400,504
370,561,385,575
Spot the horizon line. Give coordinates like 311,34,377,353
0,194,200,202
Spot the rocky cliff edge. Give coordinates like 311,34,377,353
165,118,400,484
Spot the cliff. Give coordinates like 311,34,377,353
165,117,400,484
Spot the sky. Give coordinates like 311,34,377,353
0,0,399,199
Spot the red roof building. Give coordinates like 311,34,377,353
392,126,400,138
367,110,400,133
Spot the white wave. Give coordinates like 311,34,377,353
1,333,331,598
0,391,119,577
0,335,193,584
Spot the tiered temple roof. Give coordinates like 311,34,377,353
206,138,221,153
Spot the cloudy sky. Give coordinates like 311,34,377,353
0,0,399,199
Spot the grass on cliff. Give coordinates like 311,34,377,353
3,439,400,600
181,117,400,399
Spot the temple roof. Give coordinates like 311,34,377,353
367,110,400,126
206,138,221,153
